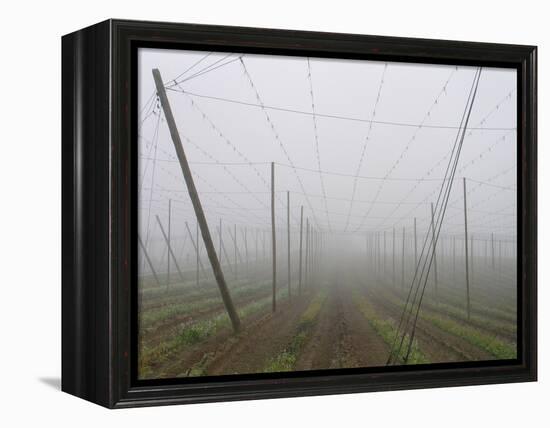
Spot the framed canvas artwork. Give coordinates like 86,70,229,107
62,19,537,408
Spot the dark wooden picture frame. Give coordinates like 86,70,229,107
62,19,537,408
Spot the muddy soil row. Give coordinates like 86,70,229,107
295,284,389,370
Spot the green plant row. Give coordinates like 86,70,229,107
353,291,429,365
377,288,517,340
139,287,290,376
264,290,328,373
421,313,517,360
140,279,272,328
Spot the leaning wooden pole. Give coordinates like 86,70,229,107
463,177,471,320
138,235,161,286
155,215,185,282
152,69,240,332
271,162,277,312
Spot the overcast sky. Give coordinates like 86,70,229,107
137,47,517,256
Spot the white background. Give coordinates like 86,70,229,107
0,0,546,425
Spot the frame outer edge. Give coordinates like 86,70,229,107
61,19,113,408
66,19,538,408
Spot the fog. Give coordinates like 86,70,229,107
137,47,517,294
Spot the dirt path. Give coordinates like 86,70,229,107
295,285,389,370
203,293,315,376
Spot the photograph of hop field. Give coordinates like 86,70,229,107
137,48,517,380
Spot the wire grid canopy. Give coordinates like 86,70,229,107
137,49,517,253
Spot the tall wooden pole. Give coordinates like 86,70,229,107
491,232,495,270
184,221,207,276
155,215,185,282
430,203,438,298
414,217,418,267
255,228,258,265
305,218,310,287
402,227,405,290
392,227,396,286
196,222,200,287
383,230,387,273
463,177,471,320
499,239,503,272
377,232,381,273
152,69,240,332
299,206,304,296
234,224,238,280
271,162,277,312
453,235,456,281
471,234,474,285
244,227,249,277
138,235,160,286
217,225,233,275
287,191,291,300
219,218,223,266
167,199,171,287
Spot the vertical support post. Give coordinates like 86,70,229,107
287,191,291,300
244,227,249,277
152,68,240,332
414,217,418,267
184,221,207,276
430,202,438,299
402,227,405,290
219,218,222,266
299,206,304,296
453,235,456,281
471,234,474,286
196,222,199,287
271,162,277,312
383,230,387,273
499,239,502,272
491,232,495,270
167,198,171,287
463,177,471,320
234,224,238,280
377,232,381,273
392,227,396,286
218,224,233,275
305,218,310,287
255,228,258,264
